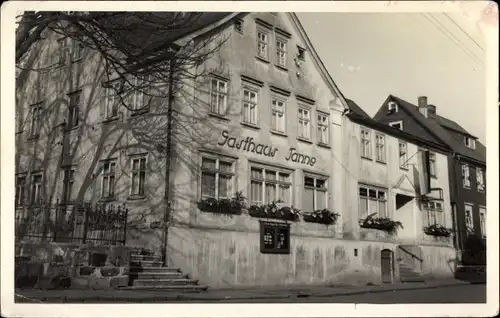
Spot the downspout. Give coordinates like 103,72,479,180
450,153,462,257
162,57,175,266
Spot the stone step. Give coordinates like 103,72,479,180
120,284,208,292
129,266,181,273
136,272,187,279
129,260,164,267
133,278,199,287
130,254,162,262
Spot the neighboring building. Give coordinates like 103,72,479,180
342,99,457,281
373,95,487,260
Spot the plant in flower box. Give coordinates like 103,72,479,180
423,224,453,237
197,191,245,215
303,209,340,225
359,213,403,235
248,200,301,221
197,197,219,213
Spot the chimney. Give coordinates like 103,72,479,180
418,96,428,118
427,104,436,115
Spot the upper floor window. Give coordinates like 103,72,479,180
275,38,287,67
242,88,258,126
250,166,292,206
375,133,386,163
423,200,444,226
462,164,470,188
388,101,398,113
464,203,474,234
67,91,80,129
389,121,403,130
101,160,116,200
359,185,387,219
131,156,146,197
257,30,269,60
479,207,486,238
464,136,476,149
71,39,84,62
296,46,306,62
30,173,43,205
210,78,228,116
476,168,485,192
30,103,42,137
399,141,408,169
201,156,234,199
429,152,437,177
360,127,371,159
62,167,75,203
15,174,27,206
317,113,329,145
271,98,286,133
304,176,328,213
132,76,151,113
104,80,121,120
297,107,310,140
234,19,243,34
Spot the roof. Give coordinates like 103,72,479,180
376,95,486,165
346,98,371,119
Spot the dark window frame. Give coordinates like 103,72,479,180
260,220,290,254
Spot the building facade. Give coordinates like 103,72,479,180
373,96,486,262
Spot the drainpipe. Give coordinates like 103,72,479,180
450,153,463,258
161,57,175,266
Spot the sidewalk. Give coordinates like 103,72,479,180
15,279,475,303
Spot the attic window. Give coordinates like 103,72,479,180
297,46,306,61
388,101,398,113
464,136,476,149
234,19,243,34
389,121,403,130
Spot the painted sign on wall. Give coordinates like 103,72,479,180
218,130,317,167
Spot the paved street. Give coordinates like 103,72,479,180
183,284,486,303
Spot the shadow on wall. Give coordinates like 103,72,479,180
451,235,486,283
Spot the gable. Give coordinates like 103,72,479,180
393,173,417,195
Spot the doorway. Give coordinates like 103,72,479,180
381,249,394,283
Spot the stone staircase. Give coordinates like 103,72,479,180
399,262,425,282
120,249,208,292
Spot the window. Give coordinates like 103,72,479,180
57,38,69,65
479,207,486,238
30,104,42,137
101,161,116,199
359,185,387,219
429,152,437,177
67,91,80,129
62,168,75,203
210,78,228,116
297,46,306,61
297,108,310,140
462,164,470,188
71,39,84,61
464,204,474,234
360,127,371,159
132,76,150,113
423,200,444,226
130,157,146,197
303,176,328,213
399,141,408,169
104,81,121,120
250,166,291,205
234,19,243,34
276,38,287,67
476,168,485,192
464,137,476,149
389,121,403,130
317,113,329,145
30,173,42,205
257,30,269,59
201,157,234,199
388,101,398,113
242,89,258,125
375,134,386,163
15,174,27,206
271,98,286,133
260,221,290,254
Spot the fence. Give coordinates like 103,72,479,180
15,202,128,245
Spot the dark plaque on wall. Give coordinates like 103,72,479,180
260,221,291,254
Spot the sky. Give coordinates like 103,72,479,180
298,9,488,143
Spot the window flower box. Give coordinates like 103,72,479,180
248,200,300,222
359,213,403,235
423,224,453,237
303,209,339,225
197,191,245,215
